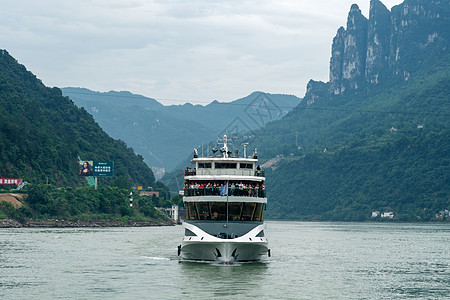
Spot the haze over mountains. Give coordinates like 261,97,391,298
62,88,301,177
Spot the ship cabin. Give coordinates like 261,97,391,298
183,156,267,223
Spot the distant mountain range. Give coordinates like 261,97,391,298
62,88,301,177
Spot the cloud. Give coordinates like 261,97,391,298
0,0,403,104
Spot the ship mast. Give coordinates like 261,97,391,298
219,134,230,158
223,135,228,158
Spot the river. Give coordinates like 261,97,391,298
1,221,449,299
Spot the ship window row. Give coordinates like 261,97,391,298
215,162,237,169
185,167,265,177
185,202,264,221
184,181,266,198
192,162,255,170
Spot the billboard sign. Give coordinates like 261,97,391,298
79,160,94,176
0,178,22,185
93,161,114,177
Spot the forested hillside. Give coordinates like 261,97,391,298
253,0,450,221
0,49,155,187
262,72,450,221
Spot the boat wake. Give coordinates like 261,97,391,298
142,256,170,261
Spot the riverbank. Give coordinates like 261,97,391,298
0,218,174,228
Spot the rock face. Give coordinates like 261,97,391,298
330,4,368,95
329,0,449,95
303,80,330,106
366,0,391,84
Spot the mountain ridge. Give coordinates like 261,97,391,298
62,87,301,176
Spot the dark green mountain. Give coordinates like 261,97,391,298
61,88,301,176
0,50,155,188
250,0,450,221
261,73,449,221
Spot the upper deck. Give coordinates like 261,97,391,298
185,135,264,180
183,135,266,203
185,157,265,181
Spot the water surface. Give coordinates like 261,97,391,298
1,222,449,299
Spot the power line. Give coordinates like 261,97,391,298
295,106,450,117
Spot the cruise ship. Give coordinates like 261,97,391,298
178,135,269,263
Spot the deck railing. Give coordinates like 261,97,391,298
183,188,266,198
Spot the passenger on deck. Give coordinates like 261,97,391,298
230,182,235,195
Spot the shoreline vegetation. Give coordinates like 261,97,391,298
0,183,182,228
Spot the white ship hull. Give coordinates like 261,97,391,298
181,222,268,263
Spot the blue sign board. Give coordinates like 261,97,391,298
93,161,114,177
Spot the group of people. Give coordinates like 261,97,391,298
183,181,266,197
184,167,196,176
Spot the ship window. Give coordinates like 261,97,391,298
239,163,253,169
196,202,210,220
228,202,243,221
185,202,197,220
215,162,237,169
253,203,264,221
185,229,196,236
184,202,264,221
198,163,211,169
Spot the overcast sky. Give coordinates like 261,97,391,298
1,0,403,105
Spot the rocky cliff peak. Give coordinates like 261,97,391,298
389,0,448,80
328,0,448,95
329,3,368,95
303,80,329,106
365,0,391,84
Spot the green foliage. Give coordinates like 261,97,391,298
13,183,170,222
0,201,15,219
110,176,133,190
171,194,183,206
0,50,156,188
0,198,33,221
137,196,164,219
259,69,450,221
265,129,450,221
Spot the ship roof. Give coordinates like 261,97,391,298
191,157,257,163
184,175,265,182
